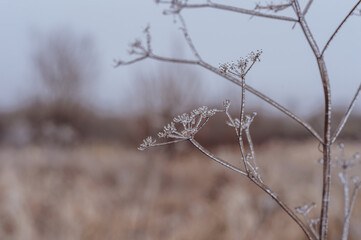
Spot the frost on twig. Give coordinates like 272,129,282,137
295,203,319,239
137,105,224,150
219,50,262,79
113,25,152,67
138,136,157,151
255,1,293,13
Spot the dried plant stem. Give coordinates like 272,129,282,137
305,217,319,240
303,0,314,16
177,14,202,61
189,138,247,176
340,171,350,240
342,183,361,240
317,57,332,240
293,1,333,238
321,0,361,57
332,83,361,143
189,138,314,240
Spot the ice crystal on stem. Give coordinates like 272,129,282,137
255,1,293,13
295,203,319,239
138,136,157,151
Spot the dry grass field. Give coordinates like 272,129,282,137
0,140,360,240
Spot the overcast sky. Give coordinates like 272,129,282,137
1,0,360,117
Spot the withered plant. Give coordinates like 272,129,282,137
116,1,361,239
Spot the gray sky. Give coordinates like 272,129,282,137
1,0,361,117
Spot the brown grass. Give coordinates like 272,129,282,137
0,141,359,240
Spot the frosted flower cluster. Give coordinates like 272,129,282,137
160,106,220,139
138,136,157,151
219,50,262,76
138,105,223,151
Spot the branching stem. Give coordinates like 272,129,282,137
189,138,314,240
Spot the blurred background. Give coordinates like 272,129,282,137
0,0,361,239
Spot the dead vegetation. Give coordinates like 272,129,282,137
0,141,359,240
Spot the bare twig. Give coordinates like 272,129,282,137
329,143,361,240
296,203,319,240
113,56,148,67
249,177,315,240
255,1,293,13
164,1,298,22
177,14,202,61
189,138,247,176
303,0,314,16
332,83,361,143
342,182,361,240
321,0,361,57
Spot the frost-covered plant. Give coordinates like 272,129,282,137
116,1,361,239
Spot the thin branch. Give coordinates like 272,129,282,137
114,55,148,67
303,0,314,16
150,53,200,65
177,2,299,22
255,2,293,13
154,139,188,146
332,82,361,143
342,182,361,240
189,138,247,176
177,14,202,61
321,0,361,57
296,203,319,240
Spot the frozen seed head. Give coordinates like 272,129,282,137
223,99,231,109
138,136,156,151
295,203,316,215
219,50,262,76
138,103,224,150
158,122,177,138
